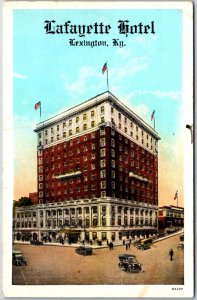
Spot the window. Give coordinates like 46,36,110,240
91,164,95,170
83,113,87,120
76,127,79,133
111,170,115,178
92,153,95,159
91,132,95,138
63,122,66,128
119,123,121,129
76,116,79,123
111,181,115,189
91,121,95,127
111,139,115,147
119,113,121,120
91,110,94,117
45,139,48,144
39,166,43,173
39,175,43,181
101,191,106,197
51,137,54,143
100,170,106,178
63,132,66,138
83,124,87,130
100,128,105,136
100,159,106,168
57,125,59,131
51,127,54,134
111,129,115,136
92,144,95,150
101,117,105,123
111,107,114,113
57,134,60,140
100,138,105,147
136,126,138,131
100,148,106,157
124,117,127,124
111,149,115,157
125,127,127,133
101,181,106,189
101,106,105,113
111,160,115,168
91,184,95,190
45,130,48,135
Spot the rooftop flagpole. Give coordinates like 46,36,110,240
102,62,109,91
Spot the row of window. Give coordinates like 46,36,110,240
15,216,156,229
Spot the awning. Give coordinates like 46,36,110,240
129,171,149,182
54,170,81,180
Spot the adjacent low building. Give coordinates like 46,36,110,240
14,91,160,243
158,205,184,230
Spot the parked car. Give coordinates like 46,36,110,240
137,238,152,250
12,250,27,266
75,246,93,256
118,254,144,273
30,240,43,245
178,241,184,250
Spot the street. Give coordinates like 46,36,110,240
12,234,183,285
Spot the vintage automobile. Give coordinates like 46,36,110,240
75,246,93,256
118,254,144,273
12,250,27,266
177,241,184,250
136,238,152,250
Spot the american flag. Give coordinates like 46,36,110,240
174,190,178,200
151,110,155,121
102,62,108,74
34,101,41,110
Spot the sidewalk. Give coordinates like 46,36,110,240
14,229,183,249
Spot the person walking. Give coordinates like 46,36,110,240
126,243,128,250
128,241,131,250
169,249,174,260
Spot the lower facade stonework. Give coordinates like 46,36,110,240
14,198,158,243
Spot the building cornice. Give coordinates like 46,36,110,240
34,91,160,140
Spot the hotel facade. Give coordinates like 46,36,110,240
14,91,160,243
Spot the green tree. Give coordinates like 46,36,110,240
14,197,34,207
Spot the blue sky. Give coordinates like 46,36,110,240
13,8,183,206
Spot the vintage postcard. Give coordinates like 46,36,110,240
2,1,193,298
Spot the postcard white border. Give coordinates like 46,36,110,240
2,1,193,298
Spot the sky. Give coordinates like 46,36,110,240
13,8,184,207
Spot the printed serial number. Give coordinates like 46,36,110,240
172,287,183,290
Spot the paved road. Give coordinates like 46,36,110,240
12,234,183,285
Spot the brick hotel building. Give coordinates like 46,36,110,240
14,91,160,243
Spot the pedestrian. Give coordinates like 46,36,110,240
128,241,131,250
107,239,109,246
123,240,125,246
126,243,128,250
111,242,113,250
169,249,174,260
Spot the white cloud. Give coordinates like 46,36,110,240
111,56,148,82
64,65,99,95
128,89,181,101
13,72,27,79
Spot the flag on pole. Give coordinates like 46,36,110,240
34,101,41,110
102,62,108,74
151,110,155,121
174,190,178,200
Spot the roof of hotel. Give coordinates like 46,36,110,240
35,91,160,139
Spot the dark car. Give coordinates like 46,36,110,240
12,250,27,266
75,246,93,256
118,254,144,273
30,240,43,245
